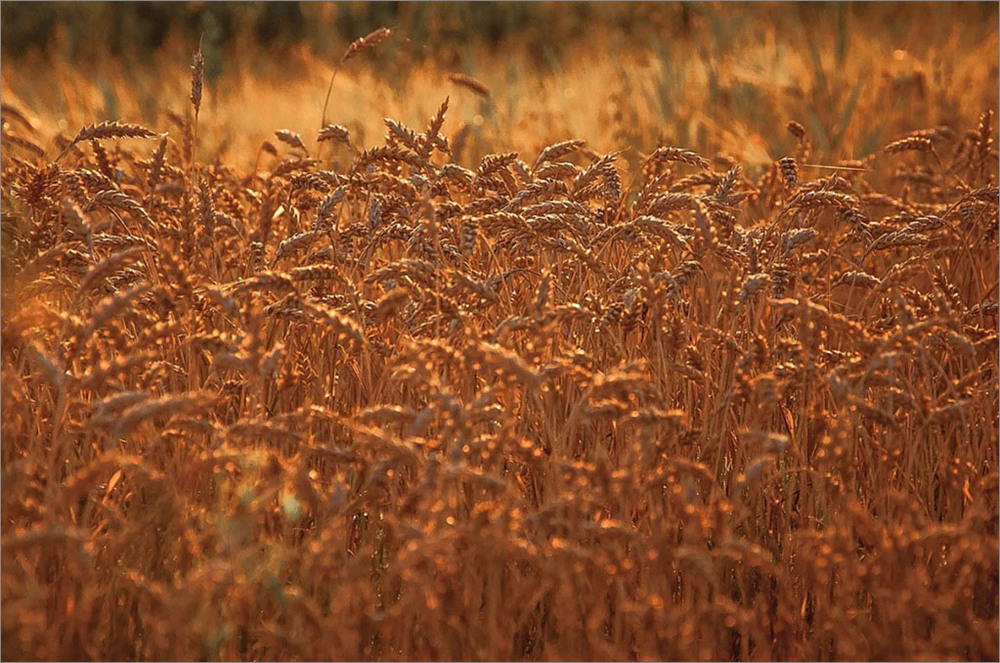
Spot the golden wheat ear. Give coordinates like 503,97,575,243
55,120,159,162
321,26,393,129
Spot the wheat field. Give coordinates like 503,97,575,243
1,4,998,661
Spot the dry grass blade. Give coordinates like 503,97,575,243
2,131,46,158
1,101,38,132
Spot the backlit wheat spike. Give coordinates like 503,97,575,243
78,247,144,292
737,273,771,304
317,123,352,147
834,270,882,289
112,391,217,441
341,26,392,65
647,146,712,171
274,230,323,264
448,73,490,98
883,136,934,154
57,121,157,161
786,120,807,139
418,96,449,160
534,160,579,180
384,118,419,151
533,139,586,171
74,120,158,143
778,157,798,189
321,26,393,128
275,129,308,152
190,44,204,119
148,137,168,187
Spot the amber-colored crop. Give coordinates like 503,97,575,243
2,5,997,661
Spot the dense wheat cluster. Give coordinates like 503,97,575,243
2,9,999,661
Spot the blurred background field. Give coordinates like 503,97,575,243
2,1,998,172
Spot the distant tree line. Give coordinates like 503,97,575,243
1,2,675,62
